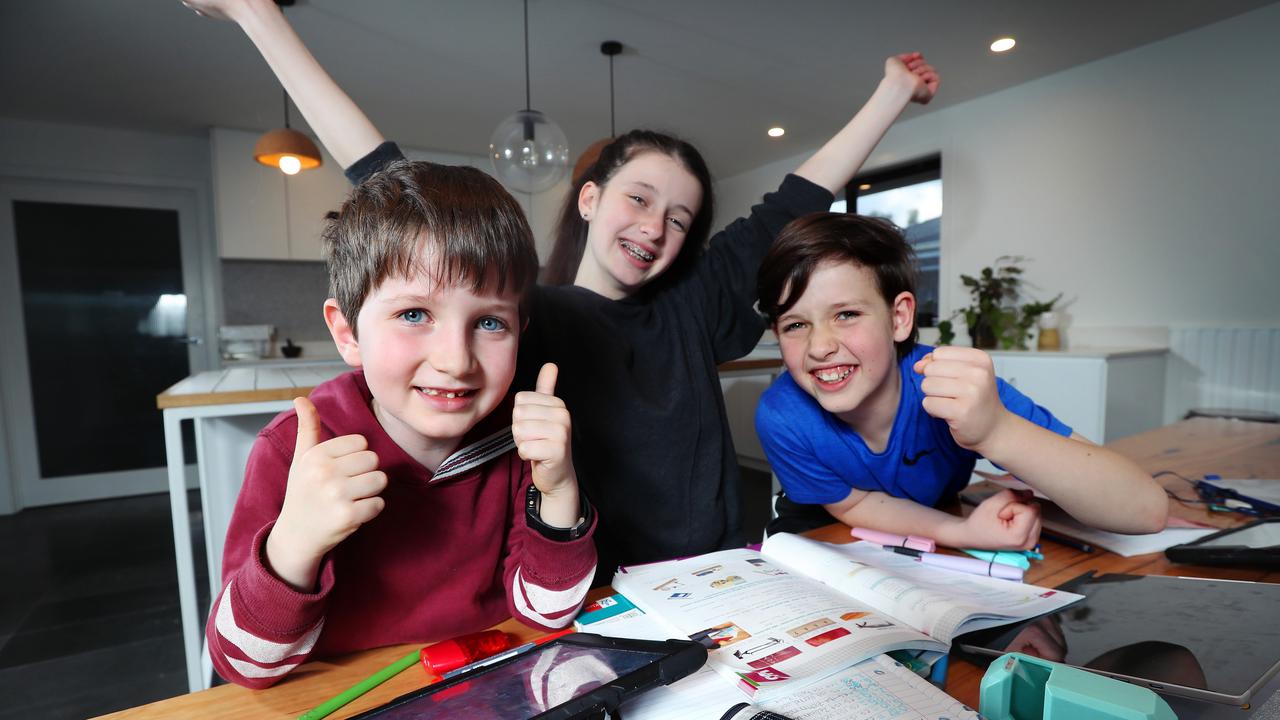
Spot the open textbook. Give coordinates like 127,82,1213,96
610,532,1082,703
576,594,979,720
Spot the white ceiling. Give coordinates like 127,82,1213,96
1,0,1275,178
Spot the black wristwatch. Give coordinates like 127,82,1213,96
525,484,593,542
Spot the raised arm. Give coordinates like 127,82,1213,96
184,0,385,168
794,52,938,194
915,346,1169,534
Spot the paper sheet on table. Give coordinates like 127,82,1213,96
1041,507,1216,557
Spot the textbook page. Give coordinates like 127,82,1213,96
762,534,1083,644
612,548,942,701
759,654,980,720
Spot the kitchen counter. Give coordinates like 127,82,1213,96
156,361,347,409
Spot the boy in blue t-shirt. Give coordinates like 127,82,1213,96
754,213,1167,549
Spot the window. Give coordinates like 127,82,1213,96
844,155,941,327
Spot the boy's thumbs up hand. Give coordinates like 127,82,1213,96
266,396,388,590
513,364,582,525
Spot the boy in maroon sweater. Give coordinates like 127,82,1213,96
207,161,597,688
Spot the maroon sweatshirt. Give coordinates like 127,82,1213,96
206,371,597,688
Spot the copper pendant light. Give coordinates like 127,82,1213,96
254,87,322,175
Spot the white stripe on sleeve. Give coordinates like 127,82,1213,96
511,565,595,626
213,579,324,665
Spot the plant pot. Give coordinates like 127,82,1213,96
969,319,997,349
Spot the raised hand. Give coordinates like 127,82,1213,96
181,0,256,23
512,364,577,499
959,489,1042,550
914,346,1009,454
885,52,940,105
266,396,387,589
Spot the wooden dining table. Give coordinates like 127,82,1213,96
102,417,1280,719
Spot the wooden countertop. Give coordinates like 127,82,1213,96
156,363,348,409
157,357,784,410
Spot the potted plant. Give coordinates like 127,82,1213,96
936,256,1060,350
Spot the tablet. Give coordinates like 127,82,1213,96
1166,518,1280,568
954,573,1280,706
349,633,706,720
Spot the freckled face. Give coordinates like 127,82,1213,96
342,268,521,456
575,152,703,299
775,261,913,428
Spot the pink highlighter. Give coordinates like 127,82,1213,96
851,527,936,553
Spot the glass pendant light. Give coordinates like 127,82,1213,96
489,0,569,194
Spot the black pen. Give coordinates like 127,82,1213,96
1039,529,1094,553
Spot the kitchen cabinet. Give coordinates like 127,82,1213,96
988,347,1168,443
719,347,785,470
211,127,347,261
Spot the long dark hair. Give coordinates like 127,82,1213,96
543,130,714,289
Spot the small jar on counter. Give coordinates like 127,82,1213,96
1037,311,1061,351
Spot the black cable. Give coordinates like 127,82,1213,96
523,0,531,111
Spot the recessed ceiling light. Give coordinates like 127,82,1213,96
990,37,1016,53
767,127,785,138
858,183,871,191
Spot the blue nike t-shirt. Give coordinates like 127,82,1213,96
755,343,1072,507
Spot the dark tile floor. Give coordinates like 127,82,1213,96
0,491,206,719
0,468,775,718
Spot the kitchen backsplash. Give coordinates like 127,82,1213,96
221,259,330,343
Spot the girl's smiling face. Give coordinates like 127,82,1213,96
775,260,915,434
573,151,703,299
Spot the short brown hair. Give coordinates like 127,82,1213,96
758,212,919,359
323,160,538,334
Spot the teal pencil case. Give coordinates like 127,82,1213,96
979,652,1176,720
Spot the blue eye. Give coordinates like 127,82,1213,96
781,321,807,333
477,316,508,333
836,310,860,321
399,309,427,324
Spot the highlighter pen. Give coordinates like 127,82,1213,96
885,546,1024,582
297,648,419,720
851,527,936,553
962,549,1031,571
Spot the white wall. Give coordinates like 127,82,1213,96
714,3,1280,341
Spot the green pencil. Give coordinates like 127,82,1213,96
297,648,420,720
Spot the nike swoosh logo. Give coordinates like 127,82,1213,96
902,449,934,466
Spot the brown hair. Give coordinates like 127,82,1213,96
758,212,919,359
323,160,538,335
543,130,714,289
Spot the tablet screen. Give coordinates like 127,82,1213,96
955,574,1280,704
368,643,666,719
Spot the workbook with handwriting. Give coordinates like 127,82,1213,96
611,533,1082,701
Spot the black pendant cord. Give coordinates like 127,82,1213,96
523,0,531,111
601,41,622,138
282,88,291,129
